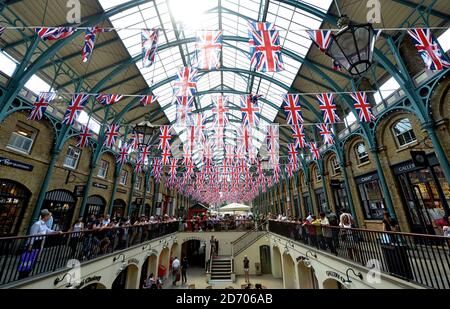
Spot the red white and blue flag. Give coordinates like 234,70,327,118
134,157,144,174
96,94,124,105
159,125,172,150
173,67,197,96
176,96,194,127
317,93,340,123
77,125,93,148
407,28,450,71
240,94,261,127
248,22,284,72
317,123,334,146
307,30,332,52
140,95,158,106
82,27,113,63
287,143,298,170
62,93,90,125
212,96,229,128
142,28,159,68
128,133,143,150
117,144,128,164
195,30,222,70
350,92,376,122
291,124,306,149
34,27,76,41
309,142,320,160
104,124,120,148
28,92,55,121
161,147,171,165
283,94,304,125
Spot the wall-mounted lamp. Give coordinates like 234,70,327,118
113,253,125,263
306,251,317,259
54,272,73,287
344,268,363,287
296,255,312,268
142,243,151,250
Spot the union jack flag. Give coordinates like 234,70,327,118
286,163,294,178
140,95,158,106
287,143,298,169
62,93,89,125
407,28,450,71
134,157,144,174
128,133,143,150
173,67,197,96
176,96,194,127
248,22,284,72
291,124,306,149
34,27,76,41
195,30,222,70
96,94,124,105
283,94,304,125
317,124,334,146
193,113,205,143
307,30,332,53
240,94,261,127
266,124,279,151
159,125,172,150
350,92,376,122
161,146,171,165
169,157,178,177
77,125,93,148
142,28,159,68
28,92,55,121
309,142,320,160
317,93,340,123
212,96,229,128
117,144,128,164
104,124,120,148
82,27,113,63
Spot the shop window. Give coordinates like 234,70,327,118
119,170,128,185
393,118,416,147
358,179,385,220
135,176,142,190
97,160,109,178
331,157,341,175
355,142,369,164
63,146,81,169
7,123,37,154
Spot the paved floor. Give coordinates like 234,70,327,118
164,267,284,289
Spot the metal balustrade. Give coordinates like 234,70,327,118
268,220,450,289
0,222,179,286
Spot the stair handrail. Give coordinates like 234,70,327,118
231,219,269,257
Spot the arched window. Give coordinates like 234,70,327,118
355,142,369,164
393,118,416,147
313,166,322,182
331,156,341,175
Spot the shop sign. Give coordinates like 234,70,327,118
0,156,33,171
330,180,343,189
393,162,417,175
325,271,347,284
93,182,107,190
74,185,86,197
117,188,127,194
355,172,379,185
74,276,102,289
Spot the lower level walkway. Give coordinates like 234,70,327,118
164,267,283,289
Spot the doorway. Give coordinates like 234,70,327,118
0,179,30,236
259,245,272,274
181,240,205,268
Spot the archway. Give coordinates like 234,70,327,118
43,189,77,231
0,179,31,236
297,261,319,289
112,264,139,289
271,246,282,278
81,283,107,289
85,195,106,218
170,242,180,260
158,247,170,280
282,252,296,289
181,240,205,268
140,253,159,289
259,245,272,274
112,199,126,221
323,278,346,289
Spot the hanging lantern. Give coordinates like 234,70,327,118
133,120,157,148
326,16,376,76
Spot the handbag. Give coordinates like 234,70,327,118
18,249,40,272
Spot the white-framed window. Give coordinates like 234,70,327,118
119,170,128,185
314,167,322,182
331,156,341,175
135,176,142,190
355,142,370,164
393,118,416,147
97,160,109,178
7,123,37,154
146,180,152,193
63,146,81,169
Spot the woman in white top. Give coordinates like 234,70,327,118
339,214,358,262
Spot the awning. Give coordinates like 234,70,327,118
87,195,105,206
45,190,76,203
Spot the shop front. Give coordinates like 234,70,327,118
112,199,126,220
330,180,350,218
315,188,328,213
0,179,30,236
355,172,386,220
85,195,106,217
302,194,312,215
43,189,77,231
393,154,449,235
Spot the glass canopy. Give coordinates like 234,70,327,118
98,0,333,164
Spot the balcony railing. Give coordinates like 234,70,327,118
0,222,179,287
268,220,450,289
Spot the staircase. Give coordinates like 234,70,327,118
209,256,233,282
231,220,268,256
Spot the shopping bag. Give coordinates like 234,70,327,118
17,249,39,272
